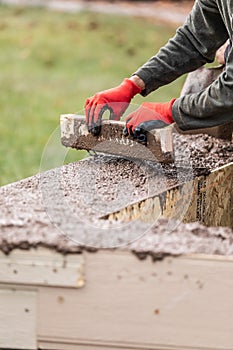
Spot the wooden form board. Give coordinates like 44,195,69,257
0,288,37,350
0,248,233,350
105,162,233,228
0,248,84,288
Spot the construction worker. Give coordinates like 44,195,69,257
85,0,233,142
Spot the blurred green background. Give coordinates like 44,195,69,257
0,4,186,186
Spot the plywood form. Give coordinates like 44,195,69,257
0,248,233,350
184,162,233,226
106,163,233,228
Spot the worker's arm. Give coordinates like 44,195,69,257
173,48,233,130
135,0,228,95
134,0,233,130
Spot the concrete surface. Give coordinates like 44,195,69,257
0,149,232,257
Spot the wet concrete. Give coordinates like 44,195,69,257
131,219,233,260
163,132,233,179
0,132,232,257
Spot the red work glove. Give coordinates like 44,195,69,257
85,78,141,135
123,99,176,144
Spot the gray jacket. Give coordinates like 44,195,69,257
134,0,233,130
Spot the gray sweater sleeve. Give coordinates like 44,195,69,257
134,0,232,130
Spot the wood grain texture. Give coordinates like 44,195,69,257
0,248,85,288
0,249,233,349
37,250,233,350
184,162,233,227
0,287,37,349
104,163,233,228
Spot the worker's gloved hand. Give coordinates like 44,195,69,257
123,99,176,144
85,78,141,135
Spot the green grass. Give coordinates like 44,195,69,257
0,5,186,186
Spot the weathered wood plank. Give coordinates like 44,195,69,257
37,250,233,350
0,249,233,349
0,287,37,349
0,248,85,288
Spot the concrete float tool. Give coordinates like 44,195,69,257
60,114,174,163
60,114,233,163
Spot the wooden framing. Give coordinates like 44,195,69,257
0,248,233,350
105,163,233,228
